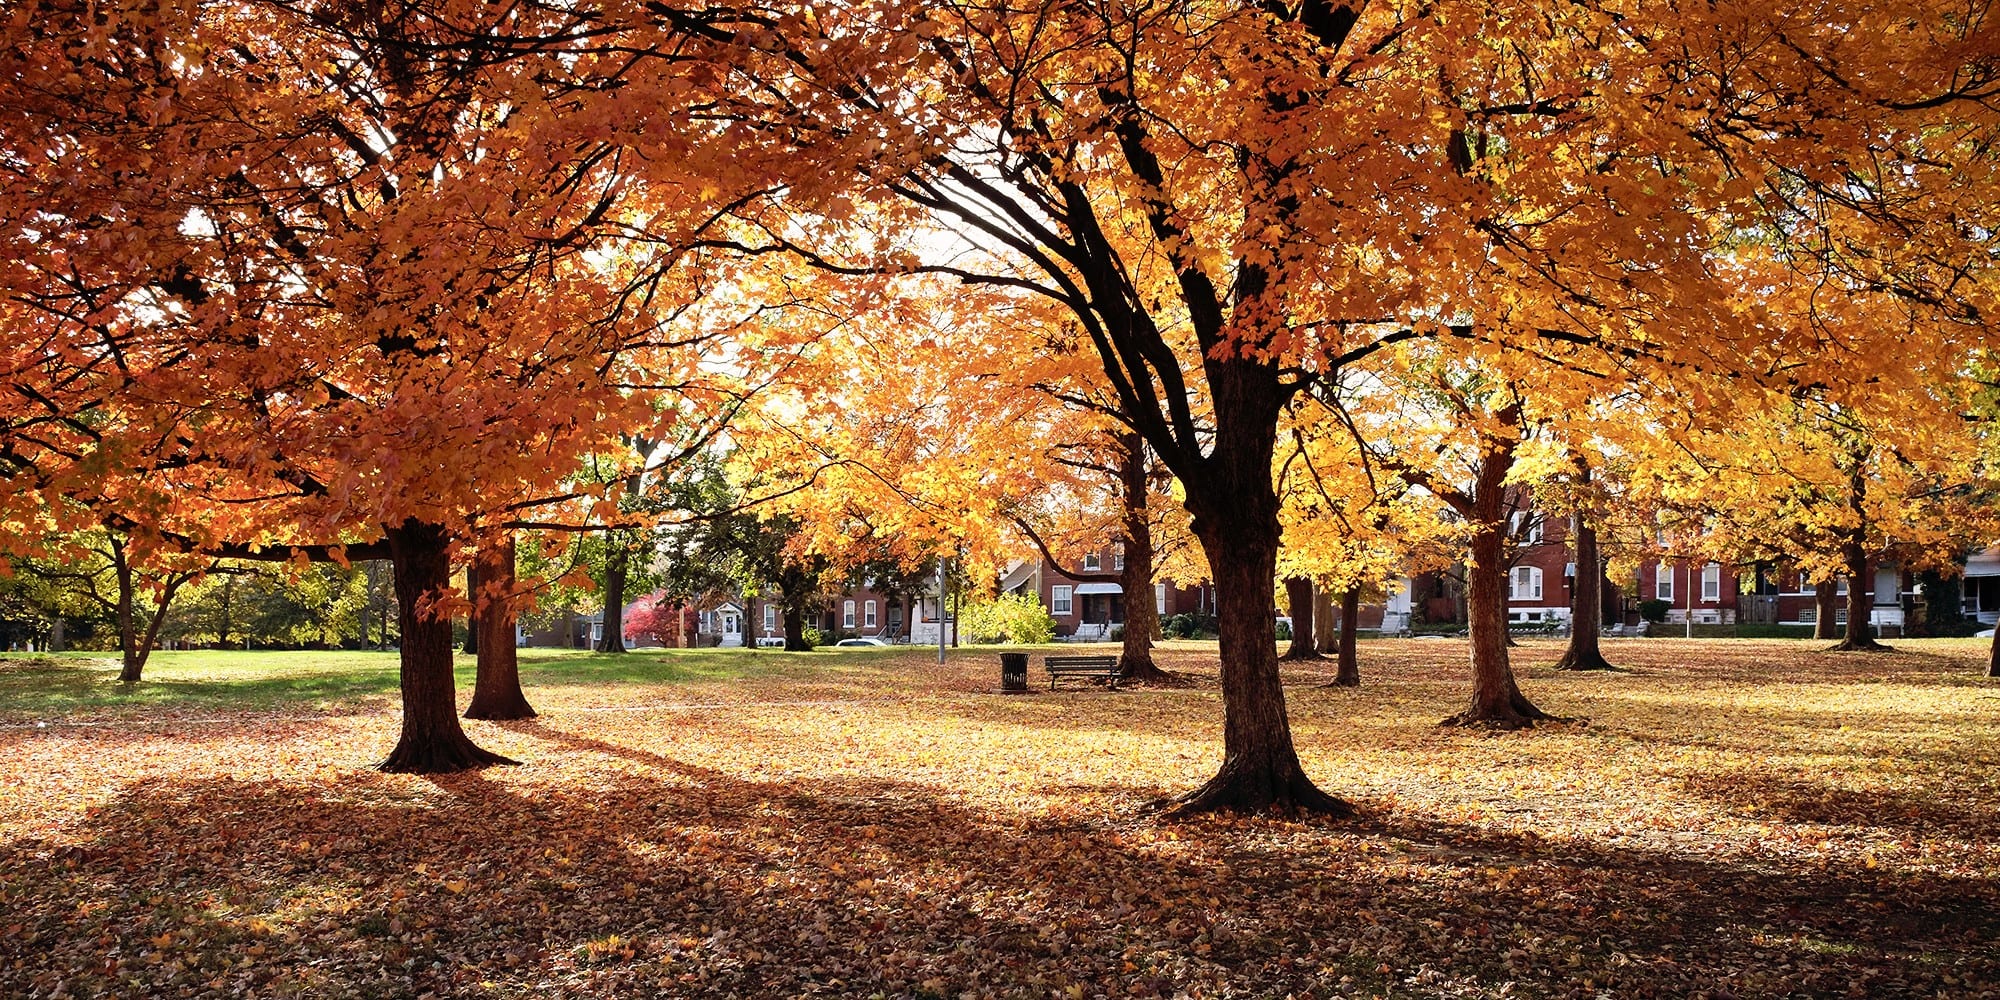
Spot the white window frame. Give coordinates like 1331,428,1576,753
864,600,877,628
1082,553,1101,571
1702,563,1721,602
1509,565,1543,602
842,600,856,629
1510,512,1543,545
764,604,776,631
1836,577,1849,595
1655,564,1674,603
1051,585,1073,616
1155,583,1167,615
1114,550,1126,571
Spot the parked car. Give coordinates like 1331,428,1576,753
834,637,891,647
1977,627,1995,639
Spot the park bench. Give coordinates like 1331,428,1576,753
1045,654,1120,690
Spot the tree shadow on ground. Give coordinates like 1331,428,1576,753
1677,769,2000,838
5,722,1997,999
0,655,400,719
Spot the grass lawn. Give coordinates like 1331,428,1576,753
1,637,1996,998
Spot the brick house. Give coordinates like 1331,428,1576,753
998,548,1213,639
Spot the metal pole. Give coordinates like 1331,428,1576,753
937,558,948,666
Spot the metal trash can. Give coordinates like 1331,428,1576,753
999,652,1029,692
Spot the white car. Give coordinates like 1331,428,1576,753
1977,627,1995,639
834,637,891,647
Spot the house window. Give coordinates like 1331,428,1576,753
1509,566,1543,601
842,600,856,629
1702,563,1721,602
1836,577,1849,595
864,600,877,628
1510,512,1542,545
1114,550,1126,571
1051,586,1073,616
1155,583,1167,615
764,604,776,631
1082,553,1101,571
700,610,712,632
1656,564,1673,602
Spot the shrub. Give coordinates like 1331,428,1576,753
1162,613,1216,639
1108,625,1124,642
622,595,683,647
957,593,1057,645
801,625,824,649
1637,599,1671,624
1274,620,1293,641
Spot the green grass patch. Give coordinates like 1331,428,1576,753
0,646,834,718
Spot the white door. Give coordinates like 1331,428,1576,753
720,611,742,646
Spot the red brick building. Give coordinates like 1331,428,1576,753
998,548,1213,639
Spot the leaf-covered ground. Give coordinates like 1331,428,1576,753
2,638,1996,998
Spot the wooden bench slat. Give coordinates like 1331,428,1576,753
1044,655,1120,690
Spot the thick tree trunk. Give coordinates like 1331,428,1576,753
1830,539,1890,652
1554,515,1616,671
596,535,630,653
1115,435,1172,682
1446,519,1554,728
1813,582,1840,640
1118,537,1169,681
462,563,480,656
465,532,535,721
783,603,809,651
1331,587,1361,686
1170,393,1348,816
1281,576,1319,661
114,554,143,682
216,573,235,650
380,520,515,772
1313,587,1338,654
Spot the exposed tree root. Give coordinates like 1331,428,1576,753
1279,650,1325,662
1158,760,1355,819
1118,664,1195,688
1825,638,1894,653
1440,693,1572,730
1550,649,1621,672
380,736,519,773
463,697,537,721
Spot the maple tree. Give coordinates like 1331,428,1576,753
1333,351,1581,726
0,0,789,770
1546,453,1626,672
1277,401,1461,684
625,0,1999,810
464,532,534,720
13,527,213,680
1633,390,1992,654
2,0,1994,802
620,594,686,649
